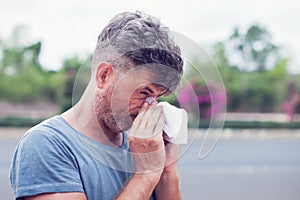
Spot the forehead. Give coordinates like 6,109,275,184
137,83,168,94
116,68,168,94
116,67,150,84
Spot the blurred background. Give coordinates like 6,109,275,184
1,0,300,199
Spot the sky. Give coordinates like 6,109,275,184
0,0,299,73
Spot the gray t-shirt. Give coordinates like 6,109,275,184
10,115,152,200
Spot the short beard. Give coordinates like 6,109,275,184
94,84,133,134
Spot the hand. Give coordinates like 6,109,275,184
163,139,180,172
128,102,166,175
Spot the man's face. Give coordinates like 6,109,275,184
94,68,168,133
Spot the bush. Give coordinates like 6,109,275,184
197,120,300,129
0,117,44,127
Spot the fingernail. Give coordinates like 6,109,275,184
145,97,155,104
143,102,148,108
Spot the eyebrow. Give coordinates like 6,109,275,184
144,86,154,94
139,85,168,97
140,84,169,97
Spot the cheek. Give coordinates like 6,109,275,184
128,97,145,110
129,98,143,105
111,87,130,109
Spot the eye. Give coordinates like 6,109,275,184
140,91,149,95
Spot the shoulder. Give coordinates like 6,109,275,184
19,115,76,148
10,116,84,198
13,115,81,170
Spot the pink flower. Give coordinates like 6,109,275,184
179,81,226,119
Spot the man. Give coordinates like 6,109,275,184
10,11,184,200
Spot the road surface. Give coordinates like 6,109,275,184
1,128,300,200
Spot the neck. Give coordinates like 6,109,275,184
61,83,123,147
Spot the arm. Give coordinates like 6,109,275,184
155,142,182,200
10,130,85,200
155,168,182,200
115,173,159,200
25,192,87,200
116,103,165,199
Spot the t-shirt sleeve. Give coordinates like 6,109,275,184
9,130,84,199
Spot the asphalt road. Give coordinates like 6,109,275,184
1,138,18,200
178,136,300,199
1,130,300,200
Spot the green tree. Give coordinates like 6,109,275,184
212,37,289,113
228,24,279,71
60,55,92,112
0,26,61,103
212,42,241,112
0,26,43,76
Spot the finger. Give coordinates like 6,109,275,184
133,102,149,128
138,104,156,130
148,105,163,126
152,109,165,137
148,106,163,134
138,112,149,129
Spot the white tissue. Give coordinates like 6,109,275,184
157,102,188,144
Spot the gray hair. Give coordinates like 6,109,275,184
92,11,183,92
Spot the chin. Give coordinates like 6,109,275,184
109,117,134,133
120,121,134,132
122,119,135,132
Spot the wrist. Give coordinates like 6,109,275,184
160,168,179,183
155,168,182,200
164,162,178,173
116,171,162,199
133,171,162,187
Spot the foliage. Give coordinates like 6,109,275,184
178,80,226,119
228,24,279,71
142,23,297,119
0,26,43,75
0,24,300,119
0,117,43,127
0,27,62,103
211,28,291,113
60,54,92,112
2,116,300,129
197,120,300,129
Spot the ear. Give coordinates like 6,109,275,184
95,62,114,89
